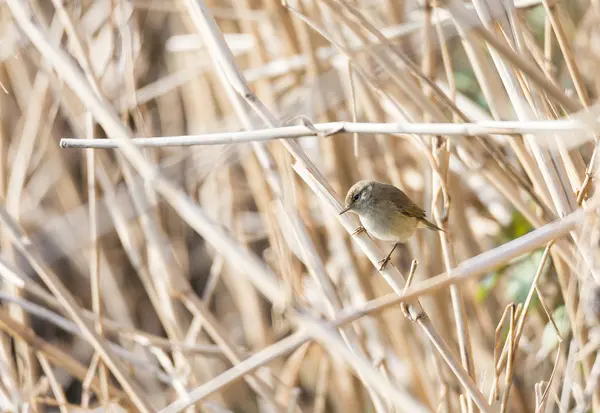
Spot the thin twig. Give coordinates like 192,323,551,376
59,119,598,148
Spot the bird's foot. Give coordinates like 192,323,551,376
377,243,399,272
378,256,391,272
352,226,366,236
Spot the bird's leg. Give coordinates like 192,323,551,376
378,243,399,271
352,226,366,236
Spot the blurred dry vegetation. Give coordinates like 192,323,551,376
1,0,600,412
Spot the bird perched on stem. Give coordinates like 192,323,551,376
339,180,444,271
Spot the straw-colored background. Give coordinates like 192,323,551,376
1,0,600,412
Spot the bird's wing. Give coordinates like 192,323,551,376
397,200,427,219
382,185,427,219
379,184,445,231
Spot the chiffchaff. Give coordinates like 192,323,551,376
339,180,444,270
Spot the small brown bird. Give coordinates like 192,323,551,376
339,180,444,270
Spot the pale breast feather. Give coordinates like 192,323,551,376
359,207,419,243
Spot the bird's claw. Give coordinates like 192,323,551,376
352,226,366,236
378,243,399,272
378,256,391,272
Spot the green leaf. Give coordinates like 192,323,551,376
539,305,570,356
477,211,537,302
500,210,535,243
504,249,547,304
476,271,500,303
550,306,569,338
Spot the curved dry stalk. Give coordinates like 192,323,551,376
490,241,555,395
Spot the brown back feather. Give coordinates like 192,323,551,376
371,182,426,218
372,182,445,232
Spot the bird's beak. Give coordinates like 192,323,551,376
339,204,352,215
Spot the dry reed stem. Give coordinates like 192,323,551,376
0,258,230,358
59,119,599,148
37,353,69,413
182,2,516,410
0,202,155,412
159,331,306,413
81,353,101,409
181,1,417,411
0,309,128,404
320,193,599,328
188,3,392,406
491,241,555,393
86,112,109,402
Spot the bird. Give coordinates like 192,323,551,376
339,180,444,271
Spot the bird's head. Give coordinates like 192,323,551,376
339,180,375,215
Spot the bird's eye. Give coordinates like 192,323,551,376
352,193,360,201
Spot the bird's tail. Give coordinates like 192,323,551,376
420,218,446,233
